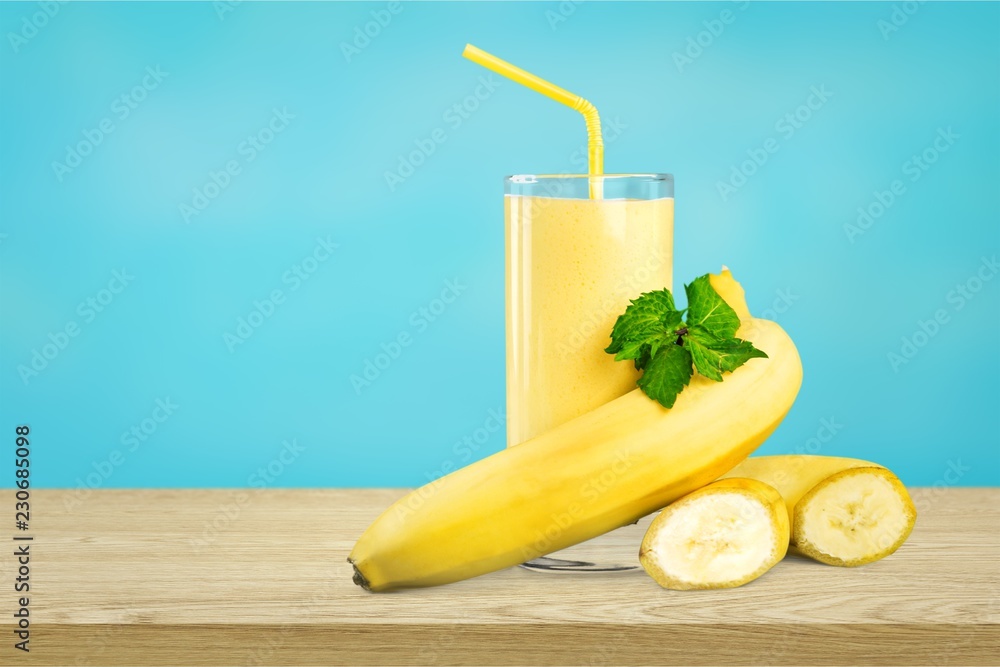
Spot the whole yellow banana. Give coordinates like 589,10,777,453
349,271,803,591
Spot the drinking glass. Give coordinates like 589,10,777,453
505,173,674,571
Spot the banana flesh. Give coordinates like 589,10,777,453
640,478,789,590
723,455,916,566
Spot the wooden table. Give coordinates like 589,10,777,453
2,488,997,666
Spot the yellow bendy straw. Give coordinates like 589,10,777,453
462,44,604,197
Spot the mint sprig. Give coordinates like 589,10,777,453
605,273,767,408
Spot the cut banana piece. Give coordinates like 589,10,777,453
723,456,917,566
639,478,789,590
795,466,916,566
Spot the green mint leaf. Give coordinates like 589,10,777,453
632,346,652,371
614,312,683,369
605,289,685,370
608,272,768,408
614,333,668,361
684,275,741,340
606,289,678,353
637,343,693,408
686,326,768,381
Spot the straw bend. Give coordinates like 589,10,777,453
462,43,604,177
575,98,604,177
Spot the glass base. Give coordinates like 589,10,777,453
520,556,638,573
519,517,652,573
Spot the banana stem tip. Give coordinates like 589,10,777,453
348,558,372,591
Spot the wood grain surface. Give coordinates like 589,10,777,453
1,488,997,666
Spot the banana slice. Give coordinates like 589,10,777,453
639,478,789,590
794,466,916,566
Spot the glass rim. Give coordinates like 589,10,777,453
505,173,672,183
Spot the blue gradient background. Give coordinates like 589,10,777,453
1,2,998,489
